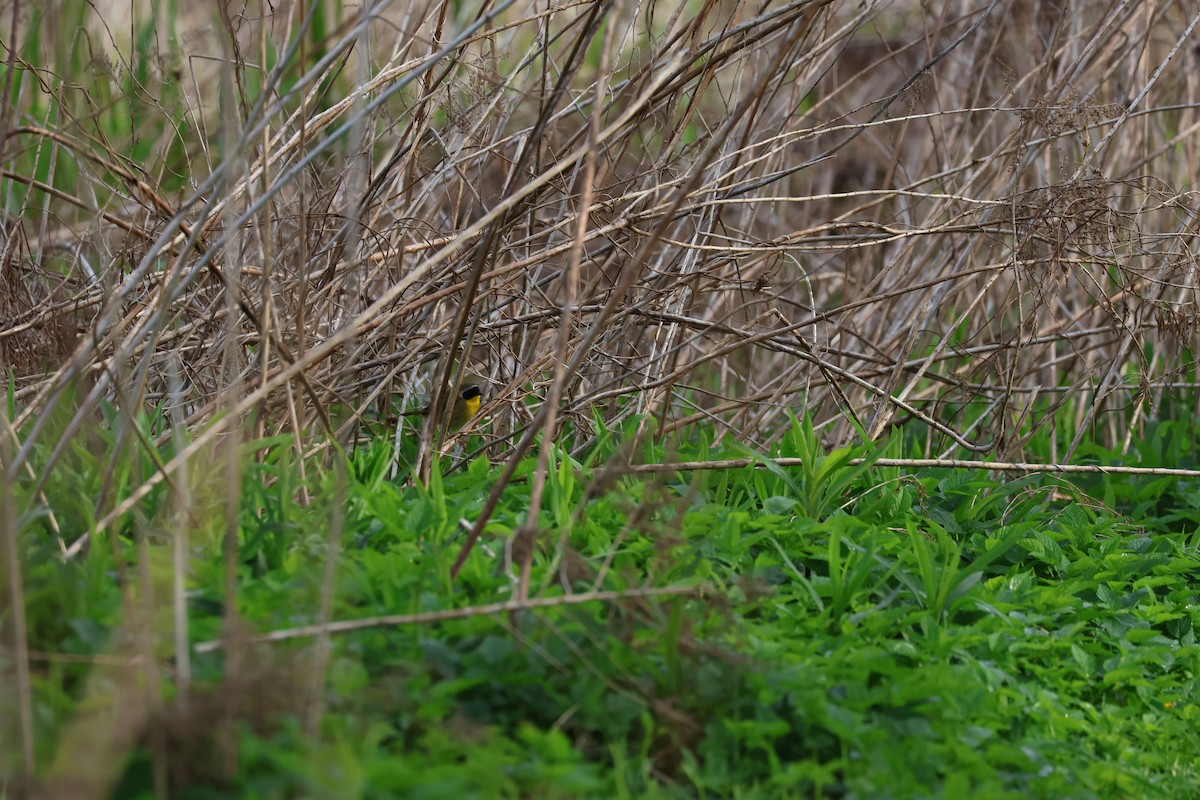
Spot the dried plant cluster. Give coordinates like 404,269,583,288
3,0,1200,473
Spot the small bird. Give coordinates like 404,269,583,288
403,383,482,430
448,383,482,428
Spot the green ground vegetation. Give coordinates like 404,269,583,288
11,411,1200,799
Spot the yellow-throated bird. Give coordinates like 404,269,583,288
448,384,482,428
403,383,482,430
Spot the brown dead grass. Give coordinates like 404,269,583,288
4,1,1200,473
0,0,1197,545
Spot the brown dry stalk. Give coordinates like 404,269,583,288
621,456,1200,478
192,583,708,653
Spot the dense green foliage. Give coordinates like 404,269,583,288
12,413,1200,798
